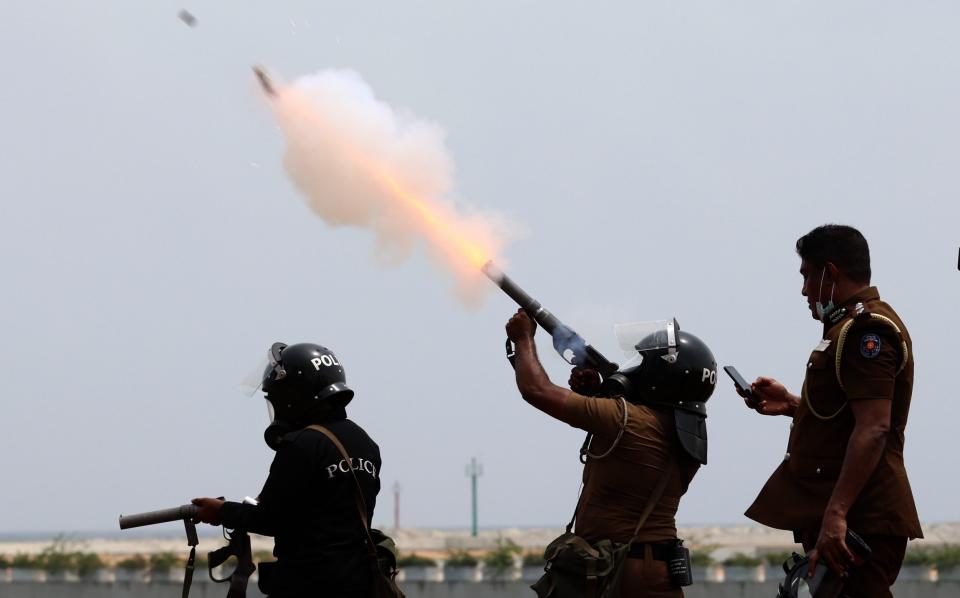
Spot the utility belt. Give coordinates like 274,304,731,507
627,540,681,561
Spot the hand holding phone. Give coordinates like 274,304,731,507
723,366,758,407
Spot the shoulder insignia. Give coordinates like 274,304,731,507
853,302,865,315
835,313,908,389
860,334,882,358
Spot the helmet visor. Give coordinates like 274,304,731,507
614,318,679,355
265,398,276,424
240,343,287,397
240,354,270,397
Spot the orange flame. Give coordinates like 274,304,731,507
274,85,496,273
380,176,490,268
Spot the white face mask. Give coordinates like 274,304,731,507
814,267,836,322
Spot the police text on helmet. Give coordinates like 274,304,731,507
701,368,717,385
311,355,341,370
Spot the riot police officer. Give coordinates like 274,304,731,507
506,311,716,597
192,342,382,598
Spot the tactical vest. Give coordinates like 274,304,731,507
745,288,922,539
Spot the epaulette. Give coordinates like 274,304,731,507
835,303,909,390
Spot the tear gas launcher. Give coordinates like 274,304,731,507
120,502,255,598
482,261,618,376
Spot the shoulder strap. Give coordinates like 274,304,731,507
627,465,672,546
566,397,630,532
307,424,379,559
565,400,674,542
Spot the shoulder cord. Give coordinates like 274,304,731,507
805,314,909,421
564,456,674,542
579,396,629,464
566,399,672,541
307,425,380,562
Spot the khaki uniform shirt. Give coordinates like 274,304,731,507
745,287,922,538
563,391,700,544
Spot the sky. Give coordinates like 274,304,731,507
1,1,958,534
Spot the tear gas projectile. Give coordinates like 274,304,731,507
253,66,276,96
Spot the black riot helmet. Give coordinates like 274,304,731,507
602,319,717,464
253,342,354,449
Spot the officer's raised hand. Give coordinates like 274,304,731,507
569,367,602,396
743,377,799,417
505,309,537,342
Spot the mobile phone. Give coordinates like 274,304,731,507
723,366,753,398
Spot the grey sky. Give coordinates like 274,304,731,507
1,1,958,534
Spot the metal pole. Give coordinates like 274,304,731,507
393,482,401,531
465,458,483,537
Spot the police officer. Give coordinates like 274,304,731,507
739,225,922,597
506,310,716,597
192,342,382,598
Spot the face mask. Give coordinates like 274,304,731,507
814,267,836,322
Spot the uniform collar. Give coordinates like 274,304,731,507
843,286,880,307
821,286,880,334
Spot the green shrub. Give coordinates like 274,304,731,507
149,552,182,571
690,550,715,567
522,552,546,567
75,553,104,577
931,545,960,569
38,537,74,573
903,547,933,566
483,539,521,576
762,551,794,566
12,553,37,569
0,554,10,568
445,550,479,567
723,553,762,567
117,554,147,571
396,553,437,568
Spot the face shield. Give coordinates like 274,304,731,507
613,318,680,370
239,343,288,424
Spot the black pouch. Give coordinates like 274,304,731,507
256,561,277,595
665,541,692,587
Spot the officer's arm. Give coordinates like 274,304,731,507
828,326,899,511
819,326,898,559
506,310,570,421
219,442,308,536
825,399,892,517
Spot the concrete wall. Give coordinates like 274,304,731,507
3,580,960,598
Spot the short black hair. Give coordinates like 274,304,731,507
796,224,871,283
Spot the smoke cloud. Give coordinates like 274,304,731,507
263,68,511,307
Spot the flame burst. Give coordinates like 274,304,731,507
262,69,505,305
